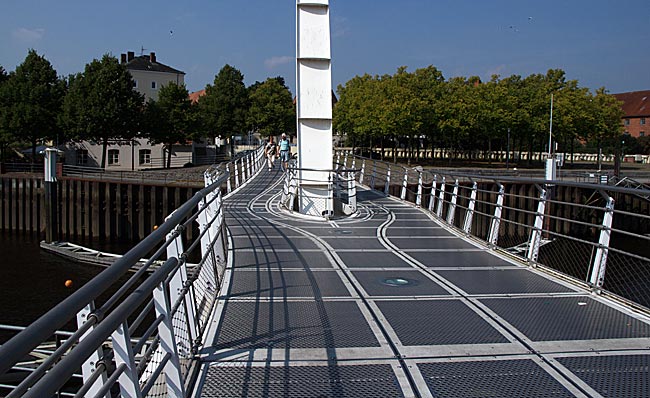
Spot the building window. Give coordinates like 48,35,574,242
139,149,152,165
108,149,119,165
624,119,630,126
132,80,138,88
640,132,645,137
151,81,157,89
641,118,646,125
76,149,88,165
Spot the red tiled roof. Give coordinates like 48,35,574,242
189,89,206,104
613,90,650,117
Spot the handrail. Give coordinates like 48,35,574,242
0,173,227,377
0,143,267,397
338,150,650,313
280,161,359,217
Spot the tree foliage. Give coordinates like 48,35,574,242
61,54,144,168
143,82,198,168
247,77,295,139
0,50,64,160
334,67,624,163
199,64,248,156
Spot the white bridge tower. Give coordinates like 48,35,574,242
296,0,333,216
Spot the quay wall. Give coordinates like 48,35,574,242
0,176,200,241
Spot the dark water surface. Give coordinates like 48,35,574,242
0,233,135,342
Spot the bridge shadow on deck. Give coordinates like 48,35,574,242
193,164,650,398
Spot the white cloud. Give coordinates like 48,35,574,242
12,27,45,42
264,56,293,69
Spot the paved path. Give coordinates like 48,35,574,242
192,165,650,398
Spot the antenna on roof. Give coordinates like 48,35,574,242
140,46,148,56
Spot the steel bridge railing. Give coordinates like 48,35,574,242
0,145,266,398
280,160,359,218
337,150,650,314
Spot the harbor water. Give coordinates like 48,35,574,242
0,232,133,342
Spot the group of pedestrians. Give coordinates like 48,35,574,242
264,133,291,172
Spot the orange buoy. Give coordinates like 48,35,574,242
64,279,73,288
153,225,158,230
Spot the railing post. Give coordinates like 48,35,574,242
343,151,348,168
400,168,408,201
336,151,341,166
428,175,437,212
241,158,247,182
152,280,186,398
488,184,505,246
247,153,252,179
326,172,334,218
225,164,232,194
288,168,298,211
590,195,615,290
166,221,198,350
211,189,227,273
234,161,240,188
359,159,366,184
385,165,391,195
351,158,356,173
446,179,459,225
463,182,478,234
416,171,423,207
371,161,377,190
435,177,446,218
77,302,110,398
526,186,548,263
111,322,142,398
348,171,357,212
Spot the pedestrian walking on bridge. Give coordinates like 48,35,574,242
265,136,277,171
279,133,291,171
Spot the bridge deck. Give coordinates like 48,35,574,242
192,166,650,398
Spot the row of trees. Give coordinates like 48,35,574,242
334,66,628,163
0,50,296,167
1,50,636,169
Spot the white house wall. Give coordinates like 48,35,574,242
128,70,185,101
64,139,193,170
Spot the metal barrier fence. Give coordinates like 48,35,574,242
337,151,650,313
61,151,258,188
280,160,358,218
0,145,265,397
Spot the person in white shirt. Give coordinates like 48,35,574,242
264,136,277,170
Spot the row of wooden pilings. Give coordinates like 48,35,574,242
0,176,200,241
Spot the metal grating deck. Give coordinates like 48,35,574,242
193,165,650,397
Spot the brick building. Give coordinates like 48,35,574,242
613,90,649,138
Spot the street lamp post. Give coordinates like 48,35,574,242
506,128,510,170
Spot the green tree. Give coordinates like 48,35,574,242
247,77,295,139
199,64,249,157
62,54,144,168
1,50,64,161
143,82,197,168
589,87,624,166
0,65,11,161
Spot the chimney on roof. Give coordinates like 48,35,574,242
150,52,156,63
120,53,126,64
127,51,135,62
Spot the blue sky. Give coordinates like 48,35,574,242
2,0,649,95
